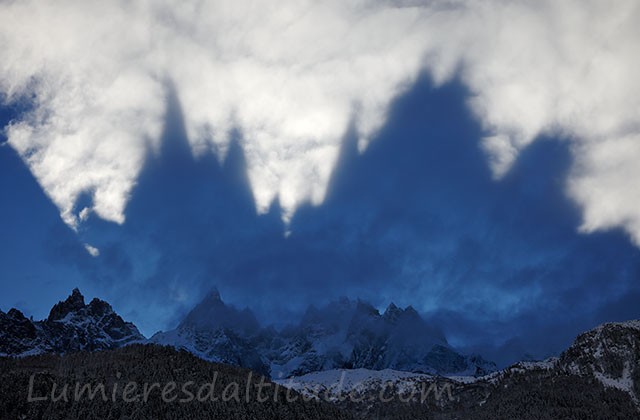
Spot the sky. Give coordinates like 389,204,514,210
1,0,640,366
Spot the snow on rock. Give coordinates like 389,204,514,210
560,320,640,403
0,288,144,357
152,291,496,379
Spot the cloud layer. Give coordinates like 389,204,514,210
1,0,639,241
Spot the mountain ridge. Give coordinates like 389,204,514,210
275,320,640,418
2,288,640,418
1,288,494,378
151,290,495,378
0,288,144,357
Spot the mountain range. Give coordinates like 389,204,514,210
275,319,640,418
1,288,494,377
1,289,639,418
150,289,495,378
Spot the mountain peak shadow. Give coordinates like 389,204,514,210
21,73,640,367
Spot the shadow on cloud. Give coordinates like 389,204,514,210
3,76,640,367
0,107,98,317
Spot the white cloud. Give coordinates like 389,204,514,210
1,0,640,242
481,135,518,179
84,243,100,257
569,134,640,245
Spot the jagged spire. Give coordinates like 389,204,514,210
47,288,86,321
383,302,403,323
384,302,400,313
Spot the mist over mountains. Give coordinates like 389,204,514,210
1,288,492,378
2,288,639,419
151,289,495,378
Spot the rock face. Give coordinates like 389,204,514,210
559,320,640,403
0,288,144,357
0,308,38,354
152,291,495,378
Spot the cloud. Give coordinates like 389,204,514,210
1,0,639,242
569,134,640,245
84,244,100,257
60,79,640,358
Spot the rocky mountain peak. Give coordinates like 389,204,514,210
383,302,402,322
178,289,260,336
403,305,419,316
384,302,399,312
560,320,640,403
88,297,115,317
7,308,28,321
1,288,143,357
68,287,85,304
0,312,37,355
354,300,379,317
47,287,85,321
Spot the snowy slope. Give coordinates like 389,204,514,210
274,368,436,401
